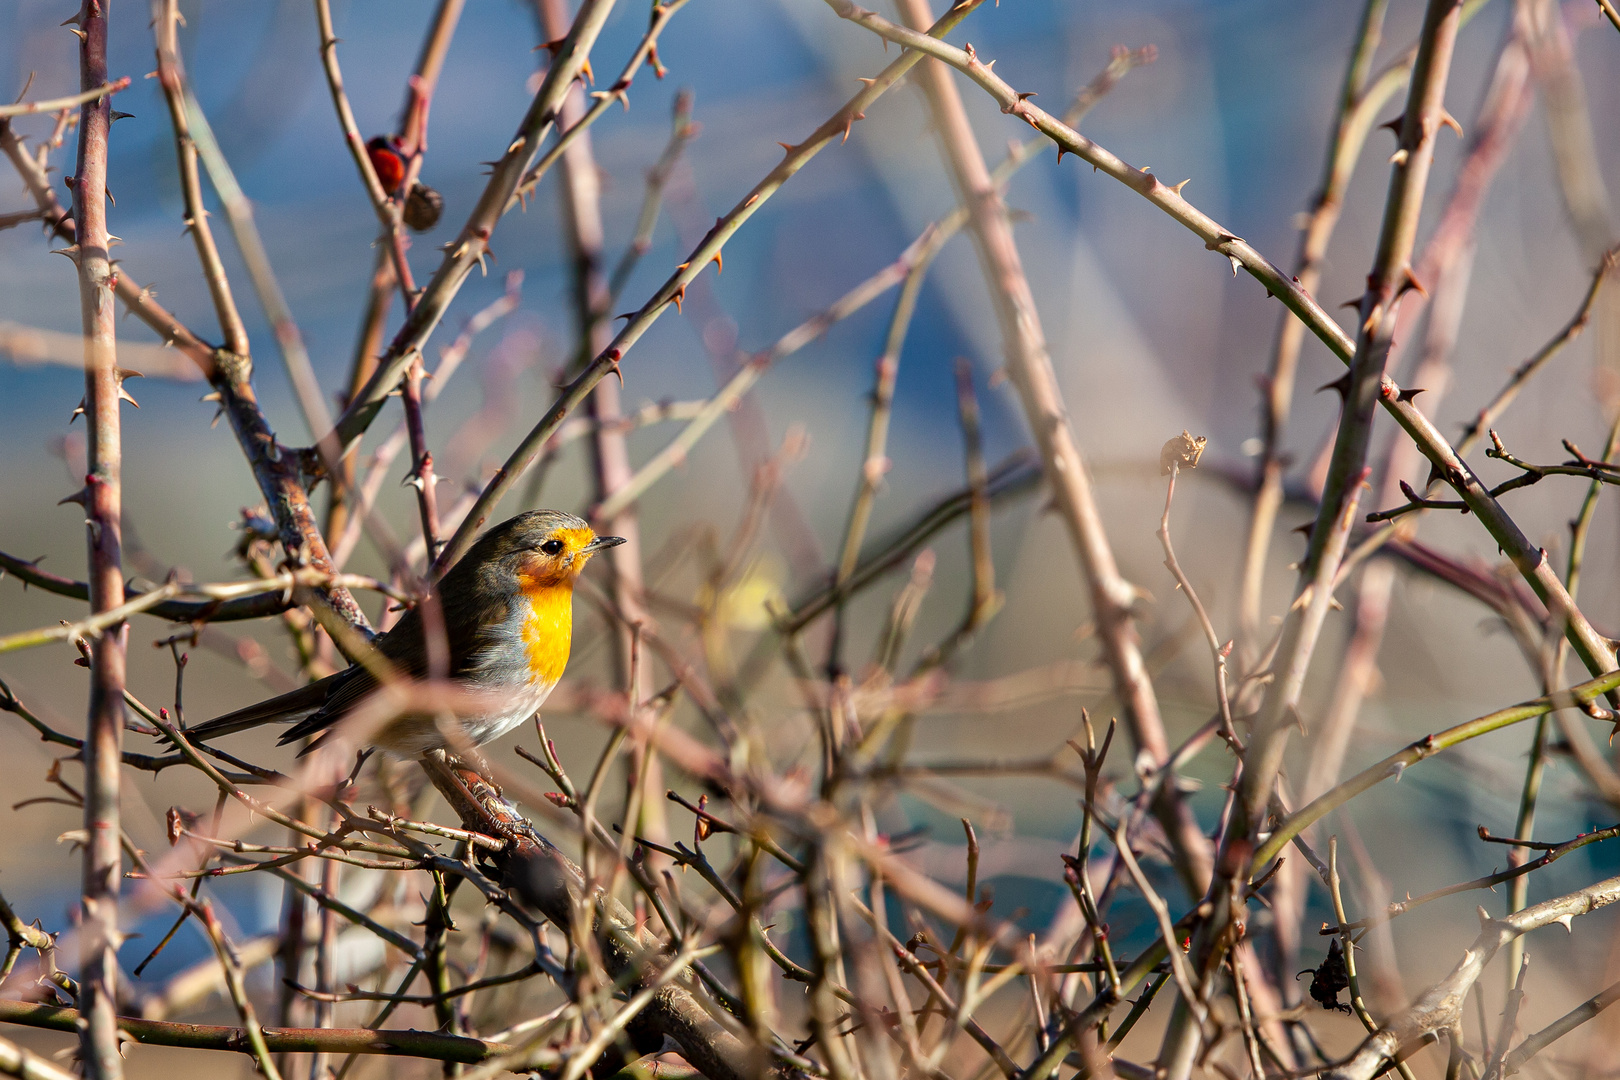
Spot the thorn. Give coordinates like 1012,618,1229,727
1056,145,1067,163
777,141,796,155
1228,255,1241,277
604,348,624,387
1438,110,1463,138
712,249,724,274
857,77,877,88
1379,114,1403,135
118,387,139,408
579,58,594,86
1015,90,1035,102
615,312,636,323
840,110,866,143
676,261,690,272
58,487,88,508
1399,265,1428,299
69,398,86,423
1396,386,1425,404
61,12,84,25
50,244,81,264
1339,295,1363,310
110,111,134,123
1292,521,1314,541
669,284,686,313
1389,148,1410,166
66,27,87,43
1317,373,1352,401
1171,178,1190,195
1555,913,1574,932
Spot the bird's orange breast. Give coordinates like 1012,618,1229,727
516,578,574,689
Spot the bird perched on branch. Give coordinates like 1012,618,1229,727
186,510,624,757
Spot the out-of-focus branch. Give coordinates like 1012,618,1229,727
1238,0,1466,861
153,1,250,359
1526,0,1615,259
67,4,125,1076
179,77,328,447
1237,0,1389,658
0,1031,81,1080
1458,243,1619,450
1501,976,1620,1073
608,91,698,304
1275,15,1534,1005
783,452,1040,634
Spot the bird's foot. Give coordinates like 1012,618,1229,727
444,748,502,796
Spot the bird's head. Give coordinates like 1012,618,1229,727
463,509,625,592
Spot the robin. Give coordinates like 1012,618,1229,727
186,510,624,757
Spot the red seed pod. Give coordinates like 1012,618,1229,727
366,136,407,196
403,182,443,232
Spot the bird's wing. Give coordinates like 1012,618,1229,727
275,609,428,746
279,590,514,752
185,666,357,740
192,613,424,744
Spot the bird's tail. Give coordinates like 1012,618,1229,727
183,673,341,741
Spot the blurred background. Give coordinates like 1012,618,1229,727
3,0,1620,1071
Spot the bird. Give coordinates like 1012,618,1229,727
185,510,624,758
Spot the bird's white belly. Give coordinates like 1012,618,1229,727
373,675,558,757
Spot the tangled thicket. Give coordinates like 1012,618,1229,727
2,1,1620,1079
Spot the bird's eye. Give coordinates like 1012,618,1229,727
539,539,565,556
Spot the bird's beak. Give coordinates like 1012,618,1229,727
582,535,627,555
